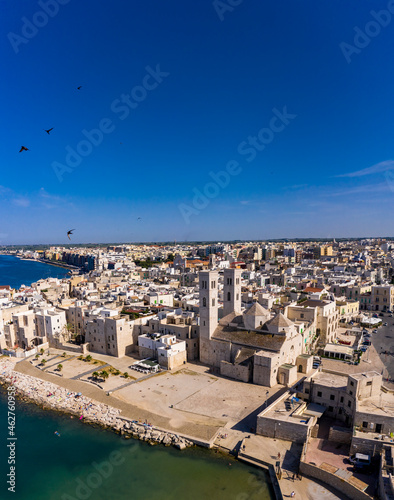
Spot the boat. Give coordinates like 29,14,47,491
54,431,60,437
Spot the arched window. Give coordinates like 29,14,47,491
203,297,206,307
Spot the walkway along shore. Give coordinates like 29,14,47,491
0,359,194,450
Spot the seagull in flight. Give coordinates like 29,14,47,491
67,229,75,240
19,146,29,153
44,128,54,135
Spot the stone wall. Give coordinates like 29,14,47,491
139,346,155,360
328,426,352,444
163,350,187,371
256,415,310,444
300,461,373,500
220,360,250,383
350,434,388,457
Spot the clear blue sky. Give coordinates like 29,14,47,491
1,0,394,244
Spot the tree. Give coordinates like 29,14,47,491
40,348,44,355
123,372,129,379
57,364,63,372
35,354,40,360
41,359,46,365
85,355,92,362
92,371,100,380
100,370,109,381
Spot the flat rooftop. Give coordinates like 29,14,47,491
311,371,348,389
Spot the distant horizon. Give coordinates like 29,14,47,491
1,236,394,248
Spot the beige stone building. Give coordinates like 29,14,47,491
138,333,186,370
199,269,310,387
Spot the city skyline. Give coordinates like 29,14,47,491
2,1,394,244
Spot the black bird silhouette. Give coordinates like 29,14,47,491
137,217,142,221
77,86,82,90
67,229,75,240
19,146,29,152
44,128,53,135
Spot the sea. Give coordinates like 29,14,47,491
0,389,273,500
0,255,71,289
0,255,274,500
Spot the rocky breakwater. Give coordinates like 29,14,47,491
0,359,193,450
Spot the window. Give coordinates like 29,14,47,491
194,343,196,347
300,313,304,319
366,381,372,386
203,297,206,307
317,391,322,397
328,406,334,412
350,381,354,386
348,400,351,408
340,396,344,403
227,292,231,301
362,421,368,428
330,394,335,400
305,388,309,394
112,335,114,340
349,391,353,396
108,344,110,349
212,298,215,306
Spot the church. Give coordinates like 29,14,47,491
199,269,313,387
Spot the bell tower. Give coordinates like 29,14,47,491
223,268,242,317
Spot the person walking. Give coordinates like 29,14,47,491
290,492,295,498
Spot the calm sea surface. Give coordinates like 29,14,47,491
0,389,274,500
0,255,71,289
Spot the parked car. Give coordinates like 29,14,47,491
373,314,379,318
360,346,368,352
379,313,384,317
373,329,378,333
384,322,388,326
349,453,371,468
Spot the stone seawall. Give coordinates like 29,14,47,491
0,359,193,450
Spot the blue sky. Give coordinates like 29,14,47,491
1,0,394,244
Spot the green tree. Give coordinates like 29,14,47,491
100,370,109,381
123,372,129,379
41,359,46,365
40,348,44,355
35,354,40,360
85,355,92,362
57,364,63,372
92,371,100,380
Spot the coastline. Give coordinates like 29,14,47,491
0,359,194,450
15,255,78,272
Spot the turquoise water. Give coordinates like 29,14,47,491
0,255,71,289
0,389,274,500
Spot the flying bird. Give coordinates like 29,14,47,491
77,86,82,90
137,217,142,221
19,146,29,152
67,229,75,240
44,128,53,135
